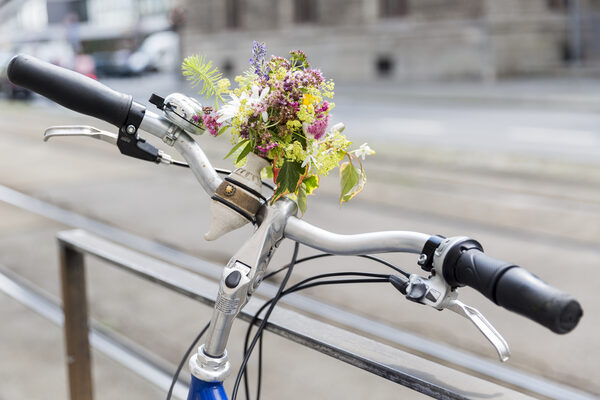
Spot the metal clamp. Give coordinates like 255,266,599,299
163,124,182,146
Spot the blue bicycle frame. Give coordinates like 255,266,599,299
187,376,227,400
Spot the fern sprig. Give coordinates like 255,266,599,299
182,55,226,104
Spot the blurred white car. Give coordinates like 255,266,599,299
27,40,76,69
128,31,180,74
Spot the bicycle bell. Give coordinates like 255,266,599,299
162,93,205,135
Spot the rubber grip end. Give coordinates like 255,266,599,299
495,268,583,334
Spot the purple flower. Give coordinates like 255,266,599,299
249,41,270,78
317,101,329,115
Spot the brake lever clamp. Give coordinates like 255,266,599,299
115,102,163,163
398,236,512,362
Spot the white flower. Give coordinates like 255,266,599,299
302,122,310,137
301,140,321,173
217,92,246,123
353,143,375,160
218,85,270,124
248,85,270,106
261,111,269,122
324,122,345,140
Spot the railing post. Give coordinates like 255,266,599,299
59,243,93,400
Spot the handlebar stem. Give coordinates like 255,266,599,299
201,198,297,362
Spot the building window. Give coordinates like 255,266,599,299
47,0,88,24
294,0,318,23
547,0,568,11
375,55,394,78
225,0,241,28
379,0,408,18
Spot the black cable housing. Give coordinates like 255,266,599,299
166,322,211,400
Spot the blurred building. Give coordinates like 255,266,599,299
0,0,180,51
182,0,600,82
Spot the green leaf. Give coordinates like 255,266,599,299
290,50,309,69
303,175,319,195
291,132,306,148
272,159,304,202
182,55,224,102
262,165,274,179
339,161,360,204
235,140,254,164
224,139,250,160
217,125,228,136
297,183,307,215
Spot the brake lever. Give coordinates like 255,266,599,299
399,273,511,362
445,299,511,362
43,124,179,165
44,125,118,145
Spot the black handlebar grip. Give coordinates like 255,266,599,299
7,54,132,127
444,242,582,334
495,267,582,334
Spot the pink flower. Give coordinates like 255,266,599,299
202,112,221,136
256,141,278,155
306,115,329,140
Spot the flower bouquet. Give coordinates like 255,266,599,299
182,42,373,239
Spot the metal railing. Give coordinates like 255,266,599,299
55,228,536,400
1,185,594,400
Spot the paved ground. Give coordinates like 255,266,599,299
0,75,599,399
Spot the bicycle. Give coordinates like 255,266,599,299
7,54,584,400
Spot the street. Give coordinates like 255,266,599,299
0,75,599,399
99,72,600,162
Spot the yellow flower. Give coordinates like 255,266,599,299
286,141,306,161
297,105,315,124
275,67,287,80
286,120,302,130
302,93,316,106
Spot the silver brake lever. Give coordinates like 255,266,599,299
446,299,511,362
402,273,510,362
44,125,118,145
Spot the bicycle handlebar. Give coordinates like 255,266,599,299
283,217,429,255
442,239,582,333
8,54,583,336
8,54,133,128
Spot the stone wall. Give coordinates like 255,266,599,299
181,0,571,81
